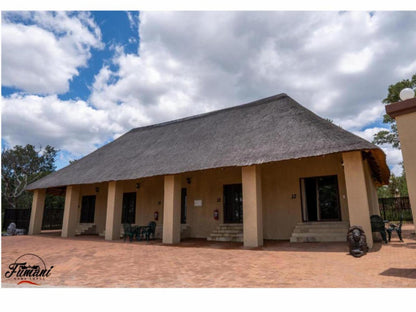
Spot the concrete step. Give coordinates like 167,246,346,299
290,222,349,243
212,230,243,234
207,223,243,243
218,224,243,227
293,228,348,233
209,233,244,238
75,223,96,235
290,234,347,243
296,222,349,228
207,236,243,242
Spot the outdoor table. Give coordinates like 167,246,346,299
133,225,145,241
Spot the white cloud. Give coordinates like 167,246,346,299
88,12,416,128
383,145,404,176
353,127,403,175
126,11,139,31
1,94,114,155
335,104,385,130
338,47,374,73
353,127,388,142
3,11,416,173
1,11,102,94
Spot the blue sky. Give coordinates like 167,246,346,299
2,11,140,101
2,11,141,168
2,11,416,175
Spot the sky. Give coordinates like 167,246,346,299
2,11,415,175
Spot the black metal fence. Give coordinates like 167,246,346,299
2,208,31,231
2,208,64,231
41,208,64,230
378,197,412,222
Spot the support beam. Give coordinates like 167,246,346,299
28,189,46,235
342,151,373,249
163,175,181,244
386,99,416,233
62,185,80,238
395,112,416,231
242,165,263,248
105,181,123,240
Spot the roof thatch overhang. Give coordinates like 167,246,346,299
27,93,390,190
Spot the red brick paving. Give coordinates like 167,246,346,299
2,225,416,287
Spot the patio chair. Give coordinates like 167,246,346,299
123,223,135,242
370,215,387,244
141,221,157,241
387,213,404,242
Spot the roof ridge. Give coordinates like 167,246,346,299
129,93,288,133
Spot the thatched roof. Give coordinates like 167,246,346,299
27,93,389,190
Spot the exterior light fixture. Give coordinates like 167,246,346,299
186,177,191,184
136,183,141,189
95,187,100,193
399,88,415,101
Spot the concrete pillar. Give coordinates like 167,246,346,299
395,112,416,230
163,175,181,244
342,151,373,249
62,185,80,238
28,189,46,235
386,99,416,232
363,160,381,216
105,181,123,240
242,165,263,248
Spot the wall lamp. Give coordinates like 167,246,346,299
186,177,192,184
136,183,141,189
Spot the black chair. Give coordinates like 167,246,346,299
387,214,404,242
123,223,135,242
370,215,388,243
141,221,157,241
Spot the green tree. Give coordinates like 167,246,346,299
1,144,58,211
373,74,416,148
377,172,408,198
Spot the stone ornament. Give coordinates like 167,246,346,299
4,222,27,236
347,225,368,257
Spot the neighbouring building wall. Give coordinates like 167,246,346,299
260,153,349,240
395,111,416,229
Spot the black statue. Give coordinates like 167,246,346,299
347,226,368,257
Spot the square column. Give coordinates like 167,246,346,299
395,112,416,230
105,181,123,240
163,175,181,244
62,185,80,238
28,189,46,235
242,165,263,247
342,151,373,249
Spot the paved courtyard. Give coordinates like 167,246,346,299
2,224,416,288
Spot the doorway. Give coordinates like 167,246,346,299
300,175,341,222
181,188,187,224
122,192,136,224
80,195,96,223
223,184,243,223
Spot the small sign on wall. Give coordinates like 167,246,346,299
194,200,202,207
